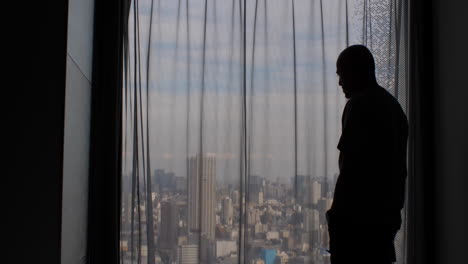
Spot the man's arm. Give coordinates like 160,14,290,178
329,98,376,223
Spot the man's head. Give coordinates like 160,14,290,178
336,45,377,98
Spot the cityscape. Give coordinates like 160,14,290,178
121,153,338,264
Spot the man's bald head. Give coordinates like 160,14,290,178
336,45,377,98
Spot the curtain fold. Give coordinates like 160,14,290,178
121,1,409,263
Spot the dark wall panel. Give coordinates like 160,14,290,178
6,1,69,264
433,1,468,264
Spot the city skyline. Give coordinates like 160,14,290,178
121,154,338,264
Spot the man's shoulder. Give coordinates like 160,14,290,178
345,87,408,126
354,87,404,111
377,87,408,120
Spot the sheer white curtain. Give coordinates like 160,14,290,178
121,1,409,263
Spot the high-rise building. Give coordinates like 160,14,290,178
250,190,264,205
154,169,165,190
249,175,263,192
249,175,264,205
258,191,264,205
124,192,132,223
175,176,187,192
159,201,178,249
311,180,322,205
304,208,320,233
222,197,233,226
231,190,240,206
294,175,310,205
188,153,216,241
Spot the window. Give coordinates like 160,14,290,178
120,1,410,263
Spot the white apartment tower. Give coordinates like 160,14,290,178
188,153,216,241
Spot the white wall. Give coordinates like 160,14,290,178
61,0,94,263
433,1,468,264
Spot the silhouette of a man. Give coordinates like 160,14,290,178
326,45,408,264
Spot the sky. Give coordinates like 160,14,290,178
122,0,404,184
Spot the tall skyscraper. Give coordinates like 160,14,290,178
231,190,240,206
124,192,132,223
222,197,233,226
159,201,178,249
188,153,216,241
304,208,320,233
295,175,309,205
311,180,322,205
249,175,265,205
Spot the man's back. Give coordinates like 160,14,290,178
332,86,408,220
327,85,408,263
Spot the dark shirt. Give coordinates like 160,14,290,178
327,86,408,261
